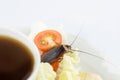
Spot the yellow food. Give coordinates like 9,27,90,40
36,63,56,80
57,52,80,80
30,25,103,80
35,52,102,80
79,72,102,80
58,71,80,80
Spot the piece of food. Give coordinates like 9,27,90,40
29,24,103,80
36,63,56,80
50,59,60,72
79,72,102,80
58,51,80,72
34,30,62,52
58,71,80,80
57,51,80,80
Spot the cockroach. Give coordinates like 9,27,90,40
41,45,71,63
41,31,118,71
41,30,80,63
41,44,72,71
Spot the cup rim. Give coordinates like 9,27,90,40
0,27,40,80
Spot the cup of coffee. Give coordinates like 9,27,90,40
0,28,40,80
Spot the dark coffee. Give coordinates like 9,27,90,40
0,36,34,80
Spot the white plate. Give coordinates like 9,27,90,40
13,26,120,80
67,34,120,80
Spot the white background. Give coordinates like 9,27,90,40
0,0,120,66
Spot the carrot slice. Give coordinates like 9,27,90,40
50,59,60,72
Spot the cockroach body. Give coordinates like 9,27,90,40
41,45,71,63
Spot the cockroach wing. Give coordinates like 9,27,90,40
41,45,65,63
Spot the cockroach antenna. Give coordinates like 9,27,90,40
71,49,120,69
70,31,81,46
71,49,105,60
70,24,85,46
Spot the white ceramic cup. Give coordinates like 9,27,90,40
0,28,40,80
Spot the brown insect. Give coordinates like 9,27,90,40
41,31,117,72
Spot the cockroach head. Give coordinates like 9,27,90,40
63,45,71,52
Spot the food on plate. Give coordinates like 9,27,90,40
57,71,80,80
57,51,80,80
41,45,67,72
79,72,102,80
58,52,80,73
34,30,62,52
50,58,60,72
36,63,56,80
36,51,80,80
29,24,103,80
